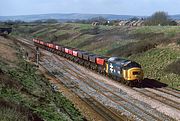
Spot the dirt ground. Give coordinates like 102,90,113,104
0,36,17,63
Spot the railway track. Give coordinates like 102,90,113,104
41,57,127,121
53,58,151,121
14,37,127,121
133,88,180,110
54,55,176,121
15,36,180,121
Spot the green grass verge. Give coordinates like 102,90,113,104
131,26,180,37
0,43,84,121
129,47,180,90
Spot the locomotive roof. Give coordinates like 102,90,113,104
108,57,131,66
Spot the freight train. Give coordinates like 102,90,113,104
33,38,144,86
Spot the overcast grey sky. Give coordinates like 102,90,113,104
0,0,179,16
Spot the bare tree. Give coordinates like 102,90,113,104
145,11,173,26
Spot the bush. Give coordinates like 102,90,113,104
107,40,156,56
145,11,172,26
106,32,170,57
165,59,180,75
177,39,180,45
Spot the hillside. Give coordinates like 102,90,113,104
11,23,180,90
0,36,84,121
0,13,139,22
0,13,180,22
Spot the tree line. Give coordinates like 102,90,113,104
0,11,178,26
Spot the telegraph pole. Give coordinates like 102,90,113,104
36,47,39,67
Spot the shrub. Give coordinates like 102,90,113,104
107,40,157,56
106,32,171,57
144,11,172,26
176,39,180,45
165,59,180,75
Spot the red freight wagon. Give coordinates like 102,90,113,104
33,39,37,42
45,43,49,47
48,44,54,48
73,50,78,56
55,45,59,50
65,48,69,54
33,39,39,43
39,41,44,45
37,40,40,43
96,57,105,65
68,49,73,55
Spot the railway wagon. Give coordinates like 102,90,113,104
33,38,144,86
89,54,97,70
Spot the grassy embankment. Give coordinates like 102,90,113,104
11,23,180,90
0,36,84,121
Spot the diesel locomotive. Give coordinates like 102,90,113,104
33,38,144,86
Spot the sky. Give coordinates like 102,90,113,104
0,0,179,16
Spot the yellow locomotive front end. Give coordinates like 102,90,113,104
123,67,144,81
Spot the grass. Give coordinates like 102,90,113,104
69,23,93,30
0,60,84,120
131,26,180,37
129,47,180,90
0,107,29,121
9,23,180,89
0,39,84,121
59,34,94,48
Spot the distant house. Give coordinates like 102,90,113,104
123,21,130,26
175,20,180,26
118,20,144,26
118,20,124,26
92,22,100,26
133,20,144,26
129,21,136,26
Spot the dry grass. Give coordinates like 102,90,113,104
0,36,18,63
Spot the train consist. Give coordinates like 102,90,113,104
33,38,144,86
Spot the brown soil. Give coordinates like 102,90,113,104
0,36,18,63
0,70,22,90
0,98,43,121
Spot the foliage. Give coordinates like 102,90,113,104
106,32,171,57
74,16,108,24
165,59,180,75
107,39,157,56
0,106,29,121
145,11,176,26
0,44,84,121
44,19,59,23
129,48,180,90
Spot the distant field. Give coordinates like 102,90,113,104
10,23,180,90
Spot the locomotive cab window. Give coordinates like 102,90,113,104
124,62,141,69
133,71,140,75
